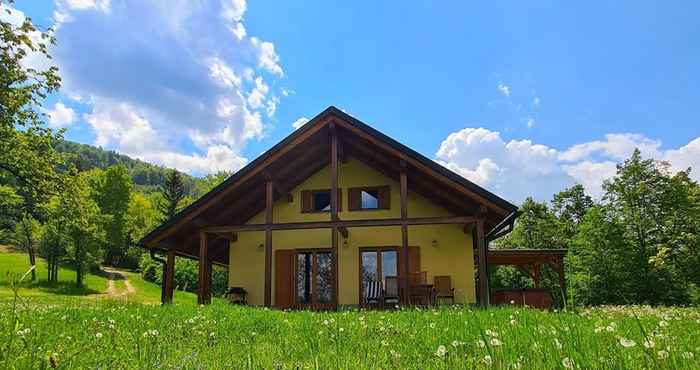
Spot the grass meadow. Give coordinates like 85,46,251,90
2,294,699,369
1,251,699,369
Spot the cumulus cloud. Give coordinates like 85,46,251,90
292,117,310,130
436,128,700,203
51,0,284,175
45,102,76,128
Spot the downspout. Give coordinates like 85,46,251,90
149,249,167,305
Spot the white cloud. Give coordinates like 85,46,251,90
251,37,284,76
292,117,310,130
664,137,700,174
51,0,285,175
559,133,661,162
0,4,52,71
497,81,510,97
84,99,246,174
436,127,700,203
45,102,76,128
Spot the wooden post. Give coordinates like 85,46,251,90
198,231,210,304
330,123,339,307
400,161,409,304
476,219,489,307
264,180,273,307
532,263,541,289
164,249,175,303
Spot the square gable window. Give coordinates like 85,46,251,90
313,191,331,212
360,189,379,209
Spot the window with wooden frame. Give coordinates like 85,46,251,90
348,186,390,211
300,189,342,213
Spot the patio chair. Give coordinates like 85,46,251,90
363,280,383,308
409,271,430,305
383,276,400,308
434,275,455,304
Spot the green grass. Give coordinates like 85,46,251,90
0,251,200,305
0,252,108,298
1,297,698,369
121,270,198,305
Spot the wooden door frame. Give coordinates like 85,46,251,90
293,247,336,309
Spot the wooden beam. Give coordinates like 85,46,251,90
164,249,175,303
147,116,332,246
263,171,293,202
338,226,348,238
336,119,508,215
203,216,479,233
330,122,339,308
198,231,210,304
476,219,489,307
400,160,409,304
264,180,273,307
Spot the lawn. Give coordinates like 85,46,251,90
0,250,199,305
0,251,108,298
1,297,698,369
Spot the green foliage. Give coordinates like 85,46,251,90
139,254,228,296
55,140,197,193
58,171,106,287
495,149,700,307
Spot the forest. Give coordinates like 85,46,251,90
1,2,699,307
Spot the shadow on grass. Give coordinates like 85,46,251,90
0,279,102,296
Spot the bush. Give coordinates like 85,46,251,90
138,253,228,296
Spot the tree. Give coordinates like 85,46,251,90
158,169,186,220
95,165,133,266
10,214,41,281
498,197,561,249
569,205,636,305
193,170,231,198
1,1,65,273
552,184,594,244
122,192,159,268
39,197,68,283
0,1,64,209
60,171,105,287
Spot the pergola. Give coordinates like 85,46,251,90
140,107,520,307
478,248,568,305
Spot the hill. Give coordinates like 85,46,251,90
56,140,198,194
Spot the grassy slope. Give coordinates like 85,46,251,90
0,251,108,298
0,250,198,304
1,300,699,369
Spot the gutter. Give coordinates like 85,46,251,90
485,211,518,243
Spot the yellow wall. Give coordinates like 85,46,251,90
228,158,475,306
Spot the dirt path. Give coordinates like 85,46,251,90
102,267,136,299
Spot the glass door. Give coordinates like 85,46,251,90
295,250,335,309
360,248,398,302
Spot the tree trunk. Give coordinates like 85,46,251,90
75,241,83,288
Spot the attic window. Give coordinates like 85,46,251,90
314,191,331,212
349,186,390,211
300,189,342,213
360,189,379,209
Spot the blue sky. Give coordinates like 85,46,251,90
8,1,700,203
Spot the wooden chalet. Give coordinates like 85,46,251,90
140,106,565,309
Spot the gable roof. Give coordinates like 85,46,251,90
140,107,517,264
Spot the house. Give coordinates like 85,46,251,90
140,107,564,308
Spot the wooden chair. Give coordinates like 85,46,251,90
383,276,400,308
434,275,455,304
409,271,430,305
363,280,383,308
